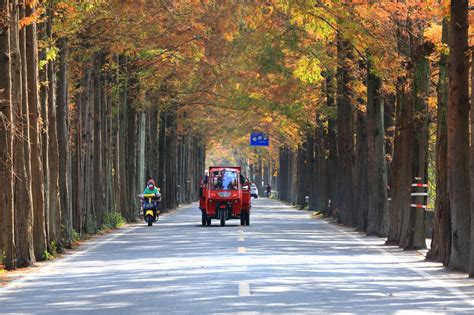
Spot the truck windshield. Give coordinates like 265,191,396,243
210,170,238,190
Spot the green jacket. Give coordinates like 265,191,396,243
143,187,159,195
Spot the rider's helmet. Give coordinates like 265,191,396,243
147,179,156,190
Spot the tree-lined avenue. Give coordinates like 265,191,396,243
1,199,474,314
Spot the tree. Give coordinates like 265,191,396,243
335,36,354,225
366,63,389,236
447,0,471,272
25,0,47,260
11,0,35,267
56,38,73,245
427,19,450,265
0,0,16,270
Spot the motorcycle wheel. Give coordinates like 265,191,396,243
146,215,153,226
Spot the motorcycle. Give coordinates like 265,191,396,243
139,193,161,226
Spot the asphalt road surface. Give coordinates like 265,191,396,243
2,198,474,314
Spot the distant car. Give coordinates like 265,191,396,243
250,184,258,198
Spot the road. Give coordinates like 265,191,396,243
1,198,474,314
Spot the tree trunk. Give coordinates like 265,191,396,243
158,109,167,207
470,45,474,275
325,73,337,216
384,95,395,190
387,83,414,245
0,0,15,270
366,65,389,236
354,98,369,232
26,2,47,260
138,111,146,202
93,60,104,226
57,38,73,245
38,21,50,254
313,116,326,212
427,19,450,265
447,0,471,272
12,0,35,266
296,147,307,208
336,37,354,225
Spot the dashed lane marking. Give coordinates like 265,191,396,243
238,281,251,296
238,247,247,253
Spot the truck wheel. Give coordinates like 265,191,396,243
219,209,226,226
206,218,212,226
240,215,245,226
245,212,250,226
202,213,207,226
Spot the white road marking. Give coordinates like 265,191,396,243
239,236,245,242
239,281,251,296
238,247,247,253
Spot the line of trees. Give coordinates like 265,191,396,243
277,0,474,274
0,1,207,270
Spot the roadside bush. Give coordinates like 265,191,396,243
42,251,53,261
102,211,126,229
49,241,57,256
72,229,80,242
85,215,98,234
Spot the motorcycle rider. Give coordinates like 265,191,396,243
141,179,161,218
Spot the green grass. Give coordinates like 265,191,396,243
102,211,126,230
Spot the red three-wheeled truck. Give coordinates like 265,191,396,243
199,166,251,226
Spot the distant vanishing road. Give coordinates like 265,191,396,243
1,198,474,314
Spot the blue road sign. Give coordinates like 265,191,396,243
250,132,269,147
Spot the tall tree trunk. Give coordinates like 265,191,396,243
447,0,471,273
12,0,35,266
366,64,389,236
336,37,354,225
400,40,431,250
325,74,337,216
126,96,137,219
384,95,395,190
354,99,369,232
26,2,47,260
57,38,73,245
92,58,104,225
138,111,146,202
387,83,415,245
47,28,60,249
38,22,50,254
296,146,306,208
427,19,450,265
0,0,15,270
158,109,167,208
470,42,474,276
313,117,326,212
